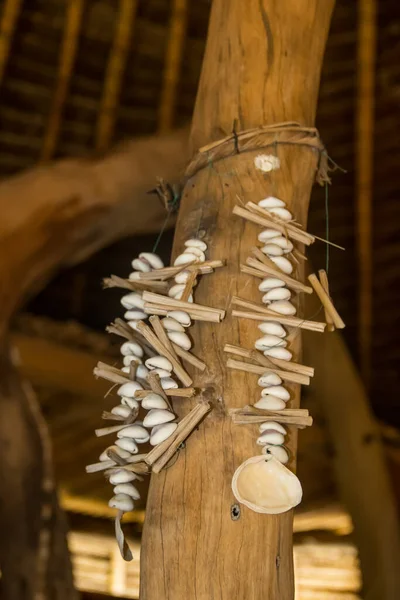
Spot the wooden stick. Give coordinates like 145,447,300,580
233,205,314,245
231,414,312,428
41,0,85,161
223,344,314,378
95,423,130,437
86,454,147,473
226,358,310,386
96,0,138,152
142,291,225,320
246,256,313,294
144,302,219,322
318,269,335,332
151,403,211,473
147,371,173,412
251,246,284,271
232,309,325,333
136,260,224,281
308,273,345,329
181,268,197,302
158,0,188,131
94,366,129,385
136,321,192,387
135,387,196,399
0,0,23,86
172,344,206,371
103,274,168,292
231,296,326,332
229,406,309,417
149,315,179,361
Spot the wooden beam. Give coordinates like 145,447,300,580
356,0,376,385
95,0,138,152
41,0,85,162
141,1,335,598
158,0,188,132
0,0,23,87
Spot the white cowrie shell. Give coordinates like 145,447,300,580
174,270,192,284
122,355,142,367
168,283,185,298
262,445,290,464
258,322,287,337
124,310,147,321
121,366,130,374
258,196,286,209
264,347,293,361
167,310,191,326
117,381,143,398
109,470,138,484
136,364,149,380
115,438,139,454
99,445,131,461
257,431,285,446
258,278,286,291
117,425,150,443
268,300,296,316
184,239,207,251
120,397,140,410
262,288,291,303
271,236,294,253
151,368,172,378
111,405,132,418
161,317,185,332
143,409,175,428
261,385,290,400
259,421,287,435
257,372,283,387
167,331,192,350
145,356,173,372
113,483,140,500
269,207,293,221
174,253,197,266
141,393,169,410
109,493,134,512
254,396,286,410
270,255,293,274
131,258,151,272
258,229,282,243
160,377,178,390
121,292,145,310
255,335,287,350
129,271,141,280
261,244,284,257
150,422,178,446
183,247,205,262
139,252,164,270
120,341,143,358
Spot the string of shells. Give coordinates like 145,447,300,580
230,195,313,515
87,237,225,558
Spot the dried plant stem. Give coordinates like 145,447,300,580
172,344,206,371
246,257,313,293
230,413,312,428
142,291,225,320
226,357,310,386
144,302,219,322
85,454,147,474
149,315,179,361
233,205,314,245
136,260,224,281
146,402,211,472
103,274,168,292
95,423,131,437
147,371,174,412
223,344,314,378
245,202,316,244
229,406,309,417
135,387,195,399
181,268,197,302
308,273,345,329
136,321,192,387
318,269,335,332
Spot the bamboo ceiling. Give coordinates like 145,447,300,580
1,0,400,491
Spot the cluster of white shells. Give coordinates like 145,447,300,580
104,241,207,514
253,196,297,465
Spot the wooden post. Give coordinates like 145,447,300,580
140,1,335,598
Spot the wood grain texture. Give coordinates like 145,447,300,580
141,1,334,597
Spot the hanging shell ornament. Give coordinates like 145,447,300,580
231,456,302,514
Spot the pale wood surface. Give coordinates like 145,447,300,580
141,1,334,597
